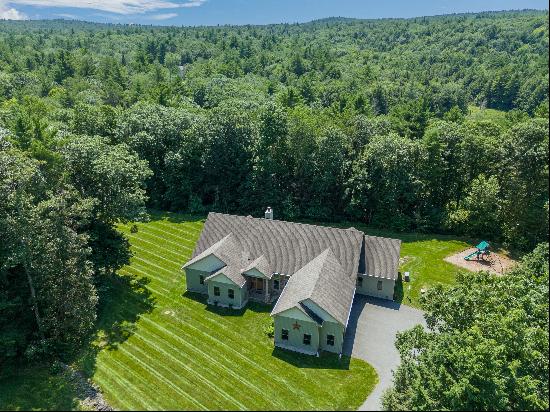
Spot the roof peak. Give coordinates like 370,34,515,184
207,212,365,236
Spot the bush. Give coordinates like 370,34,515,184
263,319,274,338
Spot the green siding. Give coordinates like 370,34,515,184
274,314,320,355
356,275,395,300
207,280,247,309
319,321,345,354
185,268,208,294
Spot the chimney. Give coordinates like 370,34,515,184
265,207,273,220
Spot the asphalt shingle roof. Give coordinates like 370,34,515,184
271,249,356,326
186,212,401,323
358,235,402,280
242,255,272,279
192,212,364,279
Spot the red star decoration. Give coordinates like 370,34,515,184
292,322,301,330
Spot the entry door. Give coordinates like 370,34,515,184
252,277,263,291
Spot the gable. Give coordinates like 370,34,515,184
274,307,314,323
242,267,267,279
206,271,239,286
185,254,225,272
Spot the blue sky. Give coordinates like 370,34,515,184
0,0,547,25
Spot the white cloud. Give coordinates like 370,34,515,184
150,12,178,20
5,0,206,15
0,1,28,19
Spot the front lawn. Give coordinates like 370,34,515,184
76,211,378,410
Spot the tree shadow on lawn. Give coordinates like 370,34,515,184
74,271,156,378
271,348,352,370
147,209,206,225
0,364,80,411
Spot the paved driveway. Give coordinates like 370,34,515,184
343,295,426,411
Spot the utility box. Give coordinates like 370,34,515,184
404,272,410,282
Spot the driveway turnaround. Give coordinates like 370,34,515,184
343,295,426,411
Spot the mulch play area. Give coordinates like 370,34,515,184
444,248,516,275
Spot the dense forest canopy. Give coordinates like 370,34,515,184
0,10,549,368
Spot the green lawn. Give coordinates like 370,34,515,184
75,211,378,411
0,211,471,411
0,366,80,411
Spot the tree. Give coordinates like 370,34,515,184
499,119,549,250
0,146,97,361
62,135,152,224
445,174,502,239
348,133,424,229
383,243,549,411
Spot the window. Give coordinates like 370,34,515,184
214,286,220,297
199,275,204,285
303,334,311,345
326,334,335,346
281,329,289,341
273,279,280,290
356,276,363,288
377,280,383,291
228,289,234,299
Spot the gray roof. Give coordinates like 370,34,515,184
358,235,402,280
242,255,272,279
192,213,364,279
271,249,356,326
206,263,247,287
183,233,245,269
184,233,248,286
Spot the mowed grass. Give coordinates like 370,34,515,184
81,211,377,411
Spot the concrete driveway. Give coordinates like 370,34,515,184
343,295,426,411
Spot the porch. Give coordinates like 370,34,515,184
245,275,287,305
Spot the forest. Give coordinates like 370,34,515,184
0,9,548,409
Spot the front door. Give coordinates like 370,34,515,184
250,277,263,291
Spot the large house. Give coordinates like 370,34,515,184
182,208,401,356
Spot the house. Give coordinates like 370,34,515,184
182,208,401,356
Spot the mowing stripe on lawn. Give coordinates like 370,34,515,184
149,220,203,239
126,224,196,249
138,316,272,403
149,217,204,232
126,227,195,252
93,370,136,410
125,234,189,260
129,243,185,268
144,221,202,240
118,254,326,406
118,268,173,294
97,357,161,410
133,327,248,410
131,223,198,246
139,302,317,407
129,255,178,276
117,343,207,410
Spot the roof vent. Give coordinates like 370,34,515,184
265,207,273,220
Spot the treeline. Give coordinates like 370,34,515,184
0,11,548,365
0,136,150,365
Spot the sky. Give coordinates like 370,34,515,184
0,0,548,26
